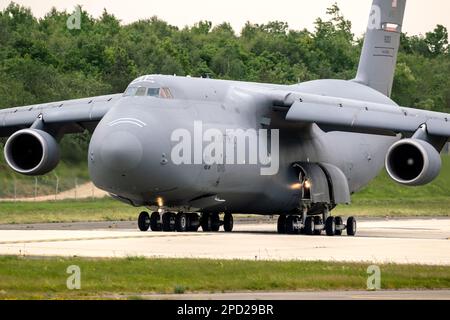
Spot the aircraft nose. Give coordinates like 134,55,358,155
99,131,143,173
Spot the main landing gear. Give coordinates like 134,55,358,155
277,213,357,236
138,212,234,233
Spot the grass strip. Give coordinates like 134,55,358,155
0,256,449,299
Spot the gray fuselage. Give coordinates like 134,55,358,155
88,75,398,214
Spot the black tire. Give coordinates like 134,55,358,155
201,213,211,232
224,214,234,232
150,212,162,231
277,215,287,234
162,212,176,232
325,216,336,236
335,216,343,236
347,216,357,236
138,212,150,232
304,216,315,235
313,216,323,235
211,213,220,232
286,215,299,234
175,213,188,232
187,213,200,232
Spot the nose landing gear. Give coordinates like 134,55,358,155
175,212,188,232
137,211,233,233
138,211,151,232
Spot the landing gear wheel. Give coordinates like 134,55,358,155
304,216,315,235
277,215,287,234
201,213,220,232
187,213,200,232
224,214,234,232
201,213,211,232
325,216,336,236
150,212,162,231
175,213,188,232
286,215,299,234
335,216,343,236
347,217,357,236
313,216,323,235
162,212,176,232
138,212,150,232
211,213,220,232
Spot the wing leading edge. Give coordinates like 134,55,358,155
0,94,122,138
255,88,450,141
286,100,450,139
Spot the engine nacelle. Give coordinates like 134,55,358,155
385,138,441,186
4,129,60,176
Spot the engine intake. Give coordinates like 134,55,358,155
4,129,60,176
385,138,441,186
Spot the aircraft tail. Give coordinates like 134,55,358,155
354,0,407,97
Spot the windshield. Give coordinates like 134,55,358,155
123,86,173,99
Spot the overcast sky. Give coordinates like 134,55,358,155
1,0,449,36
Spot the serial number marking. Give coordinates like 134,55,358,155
221,304,274,316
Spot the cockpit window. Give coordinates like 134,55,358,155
135,87,147,96
123,87,137,97
147,88,160,97
123,86,174,99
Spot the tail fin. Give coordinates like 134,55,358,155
354,0,407,97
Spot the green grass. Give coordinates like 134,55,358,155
335,198,450,217
0,199,137,224
0,161,90,198
0,256,449,299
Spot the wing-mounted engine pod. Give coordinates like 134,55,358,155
385,138,441,186
4,129,60,176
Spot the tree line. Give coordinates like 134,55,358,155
0,2,449,162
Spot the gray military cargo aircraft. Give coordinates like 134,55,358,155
1,0,449,236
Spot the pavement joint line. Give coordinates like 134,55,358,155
0,233,210,245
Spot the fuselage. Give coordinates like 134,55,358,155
88,75,399,214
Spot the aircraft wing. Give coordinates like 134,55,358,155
0,94,122,138
262,89,450,139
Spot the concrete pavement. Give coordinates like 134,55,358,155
0,219,449,265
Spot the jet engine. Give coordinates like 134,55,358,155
4,129,60,176
385,138,441,186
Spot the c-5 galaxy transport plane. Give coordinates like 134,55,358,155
1,0,449,236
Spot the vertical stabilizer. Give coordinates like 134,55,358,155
354,0,407,97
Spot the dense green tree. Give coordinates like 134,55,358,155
0,2,448,117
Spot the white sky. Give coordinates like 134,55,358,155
1,0,449,36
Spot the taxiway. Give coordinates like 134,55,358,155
0,218,449,265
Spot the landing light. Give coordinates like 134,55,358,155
304,180,312,189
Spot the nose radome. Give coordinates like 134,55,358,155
100,131,143,172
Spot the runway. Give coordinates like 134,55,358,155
0,218,449,265
122,290,450,300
